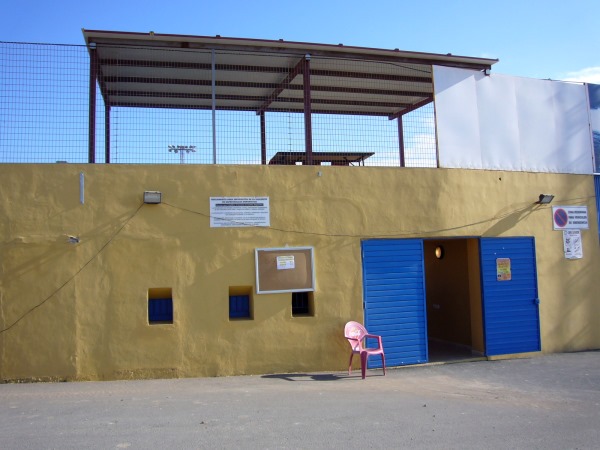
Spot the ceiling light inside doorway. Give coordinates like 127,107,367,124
435,246,445,259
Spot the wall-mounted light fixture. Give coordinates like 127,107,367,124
435,245,445,259
536,194,554,204
143,191,162,204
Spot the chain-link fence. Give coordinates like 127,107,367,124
1,41,438,166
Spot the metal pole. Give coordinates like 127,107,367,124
79,172,85,204
211,49,217,164
260,111,267,165
398,116,405,168
303,54,313,165
105,104,111,163
88,44,98,163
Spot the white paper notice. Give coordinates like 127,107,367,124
276,256,295,270
563,230,583,259
210,197,270,227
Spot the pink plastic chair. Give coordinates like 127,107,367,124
344,321,386,379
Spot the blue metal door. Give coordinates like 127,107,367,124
480,237,541,356
362,239,428,367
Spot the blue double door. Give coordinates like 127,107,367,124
362,237,541,367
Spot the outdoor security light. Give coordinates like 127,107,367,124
143,191,162,204
537,194,554,204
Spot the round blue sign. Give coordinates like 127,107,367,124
554,208,568,228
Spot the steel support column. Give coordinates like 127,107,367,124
88,44,98,163
398,116,405,167
260,111,267,165
211,49,217,164
303,55,313,165
105,104,111,163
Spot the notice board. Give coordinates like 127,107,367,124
255,247,315,294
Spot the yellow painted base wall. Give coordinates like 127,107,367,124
0,165,599,381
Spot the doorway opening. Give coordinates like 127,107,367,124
423,238,485,363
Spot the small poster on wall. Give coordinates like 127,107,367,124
496,258,512,281
563,230,583,259
276,255,295,270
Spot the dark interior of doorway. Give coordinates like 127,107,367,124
423,238,485,363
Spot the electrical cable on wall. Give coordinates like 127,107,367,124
162,199,591,238
0,203,144,335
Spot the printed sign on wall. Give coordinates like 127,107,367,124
552,206,589,230
563,230,583,259
210,197,270,227
276,255,295,270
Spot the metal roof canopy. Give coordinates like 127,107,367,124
82,29,498,164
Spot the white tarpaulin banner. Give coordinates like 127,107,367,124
433,66,594,174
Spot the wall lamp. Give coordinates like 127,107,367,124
143,191,162,204
537,194,554,204
435,245,445,259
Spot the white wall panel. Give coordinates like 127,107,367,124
433,67,481,169
433,66,594,174
477,74,520,171
515,77,556,172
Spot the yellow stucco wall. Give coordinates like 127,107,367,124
0,164,599,381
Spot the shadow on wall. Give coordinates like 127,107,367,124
482,203,538,236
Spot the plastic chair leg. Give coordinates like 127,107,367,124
360,352,367,379
348,353,354,375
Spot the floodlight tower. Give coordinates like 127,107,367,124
168,145,197,164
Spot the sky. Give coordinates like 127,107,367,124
1,0,599,83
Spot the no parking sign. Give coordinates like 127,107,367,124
552,206,588,230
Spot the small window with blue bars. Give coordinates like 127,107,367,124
148,298,173,324
229,295,250,319
148,288,173,324
229,287,253,320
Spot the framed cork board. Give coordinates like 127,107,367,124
255,247,315,294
